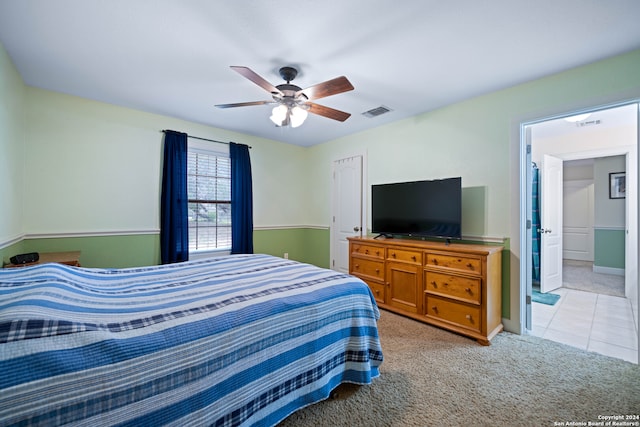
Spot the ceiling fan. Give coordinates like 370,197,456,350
215,66,354,127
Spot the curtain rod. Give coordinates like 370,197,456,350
160,130,251,148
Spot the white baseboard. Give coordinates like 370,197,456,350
593,265,625,276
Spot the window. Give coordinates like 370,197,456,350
187,146,231,251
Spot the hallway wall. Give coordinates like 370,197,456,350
593,156,626,273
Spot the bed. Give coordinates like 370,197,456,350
0,254,383,426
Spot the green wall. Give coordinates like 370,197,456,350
254,228,330,268
592,156,626,271
2,235,159,268
0,241,26,266
594,229,625,270
2,228,329,269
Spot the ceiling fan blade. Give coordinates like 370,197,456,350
230,66,282,95
215,100,273,108
297,76,354,101
307,103,352,122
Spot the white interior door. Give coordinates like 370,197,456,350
563,179,594,261
331,155,363,273
540,154,564,293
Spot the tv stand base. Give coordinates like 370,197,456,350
348,236,503,345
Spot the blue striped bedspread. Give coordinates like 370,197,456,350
0,254,383,426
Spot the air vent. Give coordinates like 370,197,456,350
362,105,392,118
576,119,601,127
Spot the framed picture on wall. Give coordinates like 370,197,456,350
609,172,626,199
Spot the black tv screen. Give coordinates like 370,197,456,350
371,177,462,240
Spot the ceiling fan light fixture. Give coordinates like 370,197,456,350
221,65,353,127
289,106,308,128
270,104,288,126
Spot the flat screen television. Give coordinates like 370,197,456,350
371,177,462,240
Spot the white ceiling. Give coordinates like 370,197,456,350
1,0,639,147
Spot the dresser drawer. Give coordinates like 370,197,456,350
424,271,481,305
387,248,422,264
365,280,386,305
351,258,385,282
351,243,384,259
425,252,482,275
425,295,482,333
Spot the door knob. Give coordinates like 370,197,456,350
353,226,361,232
538,228,552,233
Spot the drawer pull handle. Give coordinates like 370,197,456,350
376,251,380,256
465,288,472,293
411,255,417,261
432,259,438,265
365,249,369,254
375,269,380,273
432,306,438,312
466,262,474,269
391,253,396,258
431,281,437,288
466,314,472,321
443,282,449,286
355,264,360,269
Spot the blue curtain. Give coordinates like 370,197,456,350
160,130,189,264
531,163,541,283
230,142,254,254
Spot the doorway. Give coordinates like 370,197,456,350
330,153,366,273
522,102,639,363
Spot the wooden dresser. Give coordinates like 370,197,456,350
349,236,503,345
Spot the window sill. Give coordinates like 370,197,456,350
189,249,231,260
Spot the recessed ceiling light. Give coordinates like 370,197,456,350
564,113,591,123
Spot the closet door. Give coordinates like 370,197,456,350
331,155,364,273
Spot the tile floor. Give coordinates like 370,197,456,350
531,285,638,364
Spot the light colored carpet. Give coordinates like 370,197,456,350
279,310,639,427
562,260,625,297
